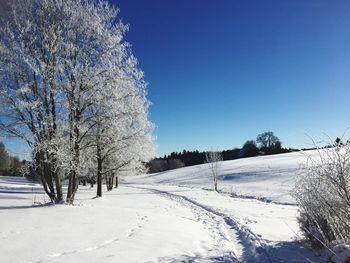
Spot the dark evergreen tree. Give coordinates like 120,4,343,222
239,140,259,158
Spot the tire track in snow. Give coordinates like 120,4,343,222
126,185,272,263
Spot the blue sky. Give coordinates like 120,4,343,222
112,0,350,156
3,0,350,159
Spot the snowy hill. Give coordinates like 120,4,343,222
129,150,320,204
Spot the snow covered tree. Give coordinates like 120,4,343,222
0,0,67,202
88,85,154,197
205,150,223,192
0,0,154,203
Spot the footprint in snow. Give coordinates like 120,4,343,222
126,229,135,237
125,215,148,238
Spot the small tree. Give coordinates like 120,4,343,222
205,150,223,192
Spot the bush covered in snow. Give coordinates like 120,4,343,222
293,140,350,260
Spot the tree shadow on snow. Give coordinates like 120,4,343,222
0,201,54,210
218,168,297,183
151,241,326,263
151,253,238,263
265,241,327,263
0,189,44,194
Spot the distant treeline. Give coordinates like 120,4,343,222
0,142,26,176
147,131,299,173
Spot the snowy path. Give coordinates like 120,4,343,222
126,184,269,262
125,183,325,263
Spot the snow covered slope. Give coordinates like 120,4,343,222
129,150,320,204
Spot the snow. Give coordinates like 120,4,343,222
129,150,321,204
1,178,220,263
330,242,350,263
0,151,329,262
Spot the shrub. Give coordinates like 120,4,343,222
293,141,350,249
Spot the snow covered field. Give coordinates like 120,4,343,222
0,151,327,262
129,150,320,204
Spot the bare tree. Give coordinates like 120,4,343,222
205,150,223,192
256,131,279,149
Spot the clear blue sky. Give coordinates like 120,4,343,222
112,0,350,156
4,0,350,159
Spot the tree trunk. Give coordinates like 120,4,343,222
67,174,72,202
66,113,81,204
106,175,114,191
96,143,102,197
40,171,55,202
51,152,63,203
108,177,112,191
115,176,118,188
110,176,114,191
66,170,78,204
54,171,63,203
